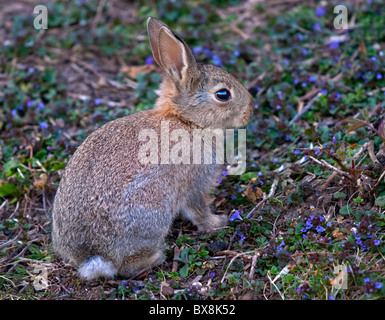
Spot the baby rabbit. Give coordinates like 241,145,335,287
51,17,254,280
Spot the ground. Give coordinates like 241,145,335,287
1,0,385,300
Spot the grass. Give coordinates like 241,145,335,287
1,0,385,300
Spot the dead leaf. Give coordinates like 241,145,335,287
33,173,48,189
120,64,156,79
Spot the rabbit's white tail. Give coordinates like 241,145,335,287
78,256,118,280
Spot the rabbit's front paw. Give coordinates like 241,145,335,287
197,212,227,232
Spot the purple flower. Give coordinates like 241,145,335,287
36,102,45,111
329,295,335,300
11,109,17,116
297,34,304,41
27,100,35,108
94,98,102,105
316,225,325,233
329,41,339,49
375,282,383,289
231,195,236,200
294,149,300,155
40,122,48,129
211,54,222,67
210,272,215,278
332,136,337,145
229,210,242,222
371,56,377,61
216,178,223,184
313,22,321,32
222,170,228,176
374,239,380,246
301,48,308,56
376,73,383,80
309,75,317,82
315,6,326,17
145,56,154,65
233,50,240,57
321,89,328,95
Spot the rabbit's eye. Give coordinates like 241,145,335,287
215,89,231,102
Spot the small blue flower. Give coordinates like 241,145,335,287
374,239,381,246
301,82,307,87
193,46,203,55
376,73,383,80
309,75,317,82
233,50,240,57
216,178,223,184
94,98,102,105
36,102,45,111
371,56,377,61
327,222,332,227
231,195,236,200
222,170,228,176
294,149,300,155
40,122,48,129
297,34,304,41
27,100,35,108
321,89,328,95
329,295,335,300
316,226,325,233
145,56,154,65
229,210,242,222
11,109,17,116
329,41,339,49
375,282,383,289
211,54,222,67
315,6,326,17
364,277,370,283
210,272,215,278
313,22,321,32
301,49,308,56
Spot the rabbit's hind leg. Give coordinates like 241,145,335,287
118,247,165,279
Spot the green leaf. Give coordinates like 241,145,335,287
334,192,347,199
179,264,189,278
339,205,351,215
0,183,19,197
3,159,19,174
375,196,385,208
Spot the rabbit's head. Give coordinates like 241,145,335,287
147,17,254,129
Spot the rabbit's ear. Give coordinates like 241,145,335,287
147,17,197,86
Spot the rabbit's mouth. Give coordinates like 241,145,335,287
236,104,253,127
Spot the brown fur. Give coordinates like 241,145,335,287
51,17,254,280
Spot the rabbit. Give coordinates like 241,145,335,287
51,17,254,280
